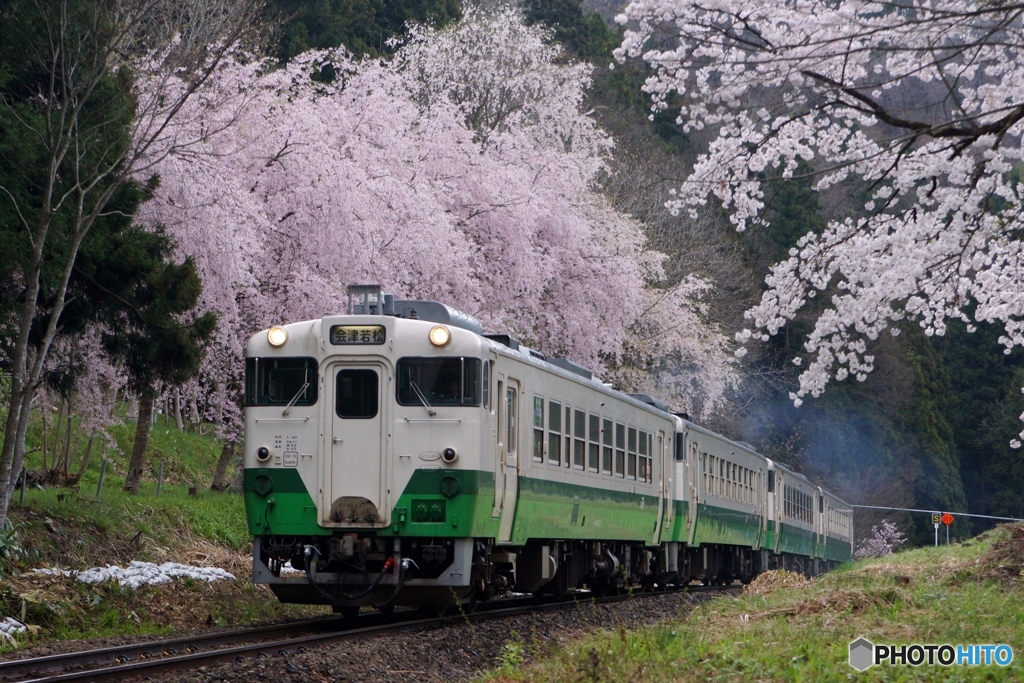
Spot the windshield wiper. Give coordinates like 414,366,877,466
282,382,310,416
410,381,436,417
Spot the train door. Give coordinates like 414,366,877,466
687,438,699,546
663,432,674,530
768,466,781,553
758,467,767,545
323,362,389,527
497,378,520,543
815,488,825,559
492,376,505,516
654,431,667,542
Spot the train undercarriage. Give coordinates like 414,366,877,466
253,533,838,615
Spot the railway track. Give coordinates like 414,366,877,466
0,585,728,682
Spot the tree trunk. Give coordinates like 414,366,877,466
40,405,49,473
210,440,236,492
124,391,156,494
59,401,75,479
174,389,183,430
8,387,36,492
66,434,95,487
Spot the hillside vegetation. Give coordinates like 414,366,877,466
0,419,324,649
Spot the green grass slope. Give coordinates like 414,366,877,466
487,527,1024,682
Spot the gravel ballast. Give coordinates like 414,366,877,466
145,589,732,683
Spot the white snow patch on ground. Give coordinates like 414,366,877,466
0,617,27,640
32,561,235,590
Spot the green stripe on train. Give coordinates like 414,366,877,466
244,467,850,561
243,468,325,536
777,521,816,557
690,502,763,548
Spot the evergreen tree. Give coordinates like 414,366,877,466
93,226,216,494
268,0,461,60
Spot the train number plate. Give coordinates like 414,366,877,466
330,325,386,345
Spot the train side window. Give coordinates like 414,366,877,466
565,406,572,468
614,422,626,478
627,426,637,480
767,470,775,493
674,434,685,461
548,400,562,466
638,429,648,483
588,414,600,472
533,396,544,463
335,368,378,419
497,380,504,442
574,409,586,470
506,387,517,454
482,361,490,411
602,418,613,475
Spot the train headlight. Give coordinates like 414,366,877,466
428,325,451,347
256,446,271,462
442,447,458,463
267,325,288,347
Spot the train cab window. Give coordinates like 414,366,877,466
627,427,637,480
615,422,626,478
674,434,685,462
574,409,586,470
397,357,482,407
767,470,775,493
336,369,379,418
548,400,562,466
245,357,318,407
602,418,613,475
588,414,600,472
533,396,545,463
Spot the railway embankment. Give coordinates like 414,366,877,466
483,525,1024,682
0,424,321,653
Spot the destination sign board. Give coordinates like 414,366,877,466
330,325,386,345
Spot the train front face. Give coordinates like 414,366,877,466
243,315,492,608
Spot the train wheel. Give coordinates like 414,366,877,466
377,604,395,616
332,605,360,619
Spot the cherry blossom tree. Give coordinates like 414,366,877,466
854,519,906,560
138,4,737,440
616,0,1024,443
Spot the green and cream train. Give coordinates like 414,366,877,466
243,287,853,615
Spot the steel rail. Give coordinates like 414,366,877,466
0,614,358,682
4,586,724,683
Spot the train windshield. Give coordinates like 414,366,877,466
397,357,482,407
245,357,318,407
